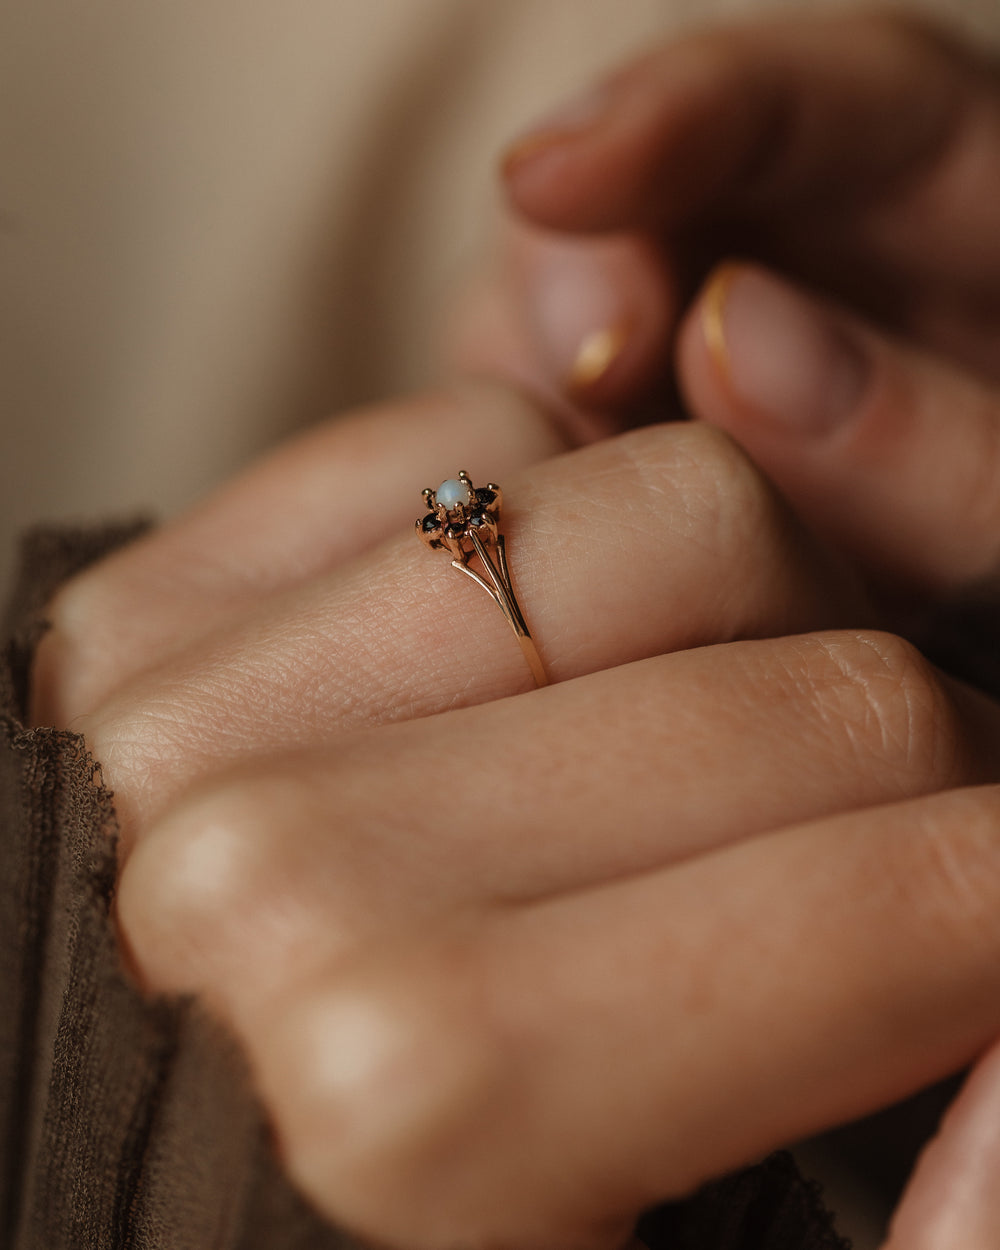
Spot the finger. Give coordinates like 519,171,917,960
678,262,1000,598
76,423,860,838
502,12,996,285
502,12,1000,385
884,1039,1000,1249
32,382,568,726
247,784,1000,1250
117,629,1000,1020
445,218,677,417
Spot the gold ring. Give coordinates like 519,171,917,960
416,472,548,688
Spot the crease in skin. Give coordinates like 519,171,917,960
801,633,952,798
83,424,859,865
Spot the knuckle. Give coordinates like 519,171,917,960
83,695,226,840
117,783,288,1000
805,631,959,785
621,421,781,549
266,932,503,1248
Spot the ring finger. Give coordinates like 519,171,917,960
76,421,867,840
32,381,569,724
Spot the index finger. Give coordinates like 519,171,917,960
503,12,998,286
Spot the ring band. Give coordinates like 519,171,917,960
416,471,548,687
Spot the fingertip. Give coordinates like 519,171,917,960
884,1042,1000,1249
498,37,756,235
679,261,873,441
453,217,678,438
499,80,623,231
500,81,614,192
680,261,1000,597
508,225,678,420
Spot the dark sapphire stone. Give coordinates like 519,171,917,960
475,488,496,508
421,514,440,533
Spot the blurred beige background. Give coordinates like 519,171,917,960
3,0,999,593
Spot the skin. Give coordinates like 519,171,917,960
30,9,1000,1250
492,9,1000,1246
37,418,851,842
479,8,1000,416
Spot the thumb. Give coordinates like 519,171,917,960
882,1040,1000,1249
677,263,1000,598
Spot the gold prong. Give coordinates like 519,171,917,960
417,473,546,687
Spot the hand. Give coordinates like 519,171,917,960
451,8,1000,1243
471,6,1000,1241
32,373,1000,1249
675,258,1000,1250
34,11,1000,1245
461,9,1000,428
34,383,848,844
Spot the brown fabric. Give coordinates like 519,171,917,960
0,523,352,1250
637,1152,850,1250
0,523,849,1250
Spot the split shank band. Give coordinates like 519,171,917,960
416,472,548,688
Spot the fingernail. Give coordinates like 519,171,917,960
520,238,630,394
703,266,870,432
502,84,610,172
568,325,629,393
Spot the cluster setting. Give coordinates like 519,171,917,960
416,471,503,561
414,469,546,687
